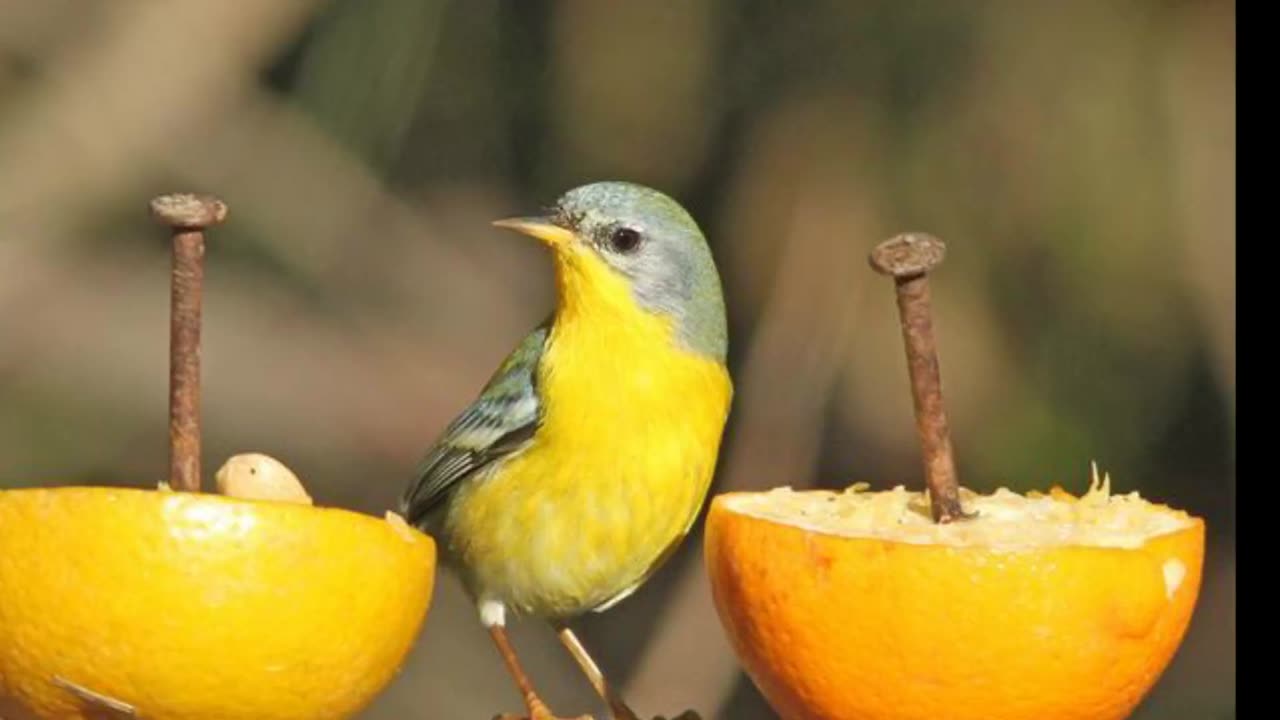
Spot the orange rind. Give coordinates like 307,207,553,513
0,480,435,720
705,470,1204,720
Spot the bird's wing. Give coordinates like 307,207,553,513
399,320,550,526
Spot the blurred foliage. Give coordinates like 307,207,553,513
1,1,1233,718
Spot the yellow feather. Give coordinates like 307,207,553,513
446,246,732,618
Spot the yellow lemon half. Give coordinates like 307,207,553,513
0,486,435,720
705,474,1204,720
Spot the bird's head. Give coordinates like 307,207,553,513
494,181,727,361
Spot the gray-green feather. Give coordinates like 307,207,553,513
399,320,548,527
553,181,728,361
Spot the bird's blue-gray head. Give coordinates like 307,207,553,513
495,181,728,362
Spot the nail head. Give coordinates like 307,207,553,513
149,193,228,229
869,232,947,278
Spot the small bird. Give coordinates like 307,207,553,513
400,181,732,720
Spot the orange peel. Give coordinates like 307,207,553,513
0,485,435,720
705,470,1204,720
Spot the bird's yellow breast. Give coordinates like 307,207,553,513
446,249,732,618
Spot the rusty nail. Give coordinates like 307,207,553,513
869,232,970,523
150,193,227,493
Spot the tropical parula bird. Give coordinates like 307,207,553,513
400,181,733,720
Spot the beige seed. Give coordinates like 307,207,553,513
214,453,312,505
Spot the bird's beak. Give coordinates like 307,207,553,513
492,217,577,249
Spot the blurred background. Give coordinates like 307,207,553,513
0,1,1234,718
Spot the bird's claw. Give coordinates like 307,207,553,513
491,707,596,712
607,708,700,720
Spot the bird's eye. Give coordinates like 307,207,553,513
608,226,643,254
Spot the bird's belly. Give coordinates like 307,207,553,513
443,422,719,619
441,294,733,619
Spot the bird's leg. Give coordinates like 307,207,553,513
554,627,704,720
554,625,643,720
488,625,593,720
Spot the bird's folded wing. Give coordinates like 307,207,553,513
400,321,550,526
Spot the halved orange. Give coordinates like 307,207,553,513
0,486,435,720
705,472,1204,720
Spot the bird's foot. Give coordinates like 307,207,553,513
493,698,594,720
606,706,700,720
494,707,593,712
